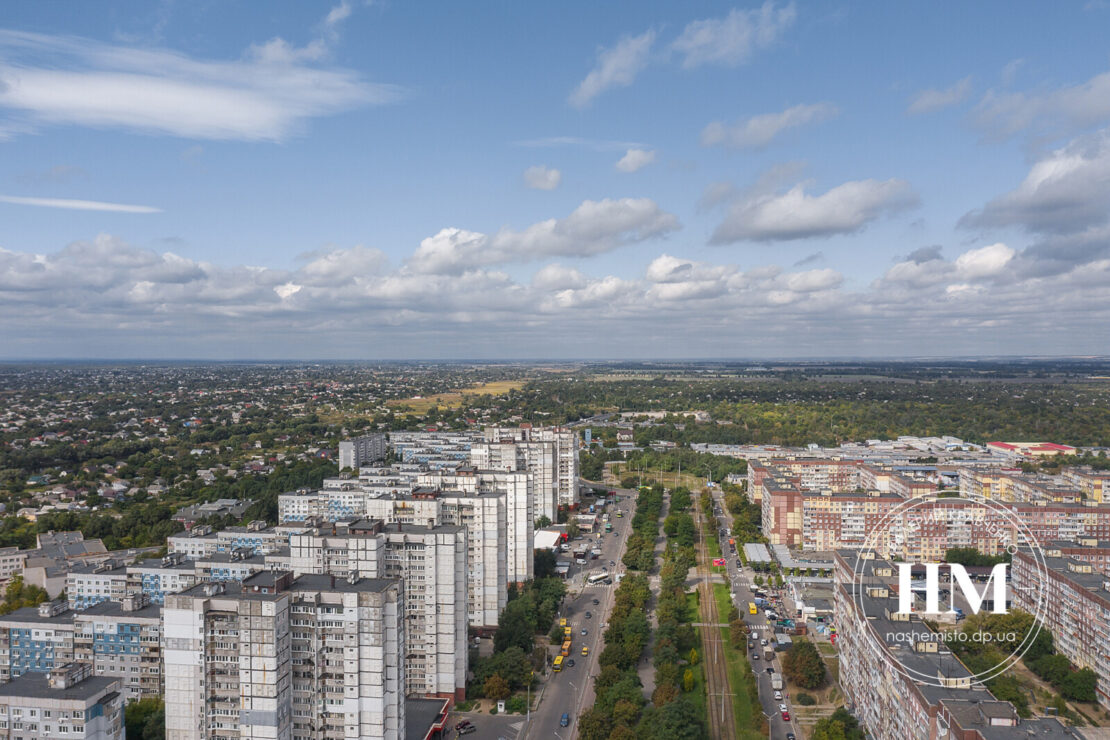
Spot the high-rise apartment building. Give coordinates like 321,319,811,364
482,425,579,509
284,520,468,699
73,593,163,701
164,570,406,740
338,434,387,471
0,662,124,740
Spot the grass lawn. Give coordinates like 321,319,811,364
686,590,700,622
611,464,710,491
707,534,723,560
685,631,709,723
713,584,766,740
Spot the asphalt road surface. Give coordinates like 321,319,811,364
523,484,637,740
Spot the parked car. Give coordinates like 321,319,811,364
454,721,471,731
786,734,796,740
752,652,759,660
560,713,570,728
782,711,790,721
779,704,788,713
458,726,477,736
774,690,782,701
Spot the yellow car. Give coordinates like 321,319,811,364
581,646,589,656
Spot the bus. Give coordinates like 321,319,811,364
587,572,609,585
605,522,612,532
748,602,758,615
553,655,563,672
561,640,572,657
560,617,567,628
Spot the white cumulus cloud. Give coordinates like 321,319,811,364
615,148,657,173
960,129,1110,235
711,176,918,243
523,165,562,190
408,198,680,274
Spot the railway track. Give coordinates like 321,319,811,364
696,504,737,740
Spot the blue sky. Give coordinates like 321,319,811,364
1,2,1109,359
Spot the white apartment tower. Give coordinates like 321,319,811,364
338,434,387,471
419,469,533,584
163,575,294,740
284,520,468,700
482,425,579,510
163,570,406,740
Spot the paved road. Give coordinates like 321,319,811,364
708,488,800,740
523,485,636,740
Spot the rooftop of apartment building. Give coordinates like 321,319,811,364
1018,551,1110,603
300,518,465,537
287,572,396,595
0,604,76,626
0,672,119,702
77,599,162,621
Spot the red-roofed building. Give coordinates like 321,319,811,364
987,441,1077,459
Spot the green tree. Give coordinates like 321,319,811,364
534,515,551,529
811,708,864,740
1061,668,1098,702
688,647,699,666
782,638,826,689
683,668,695,692
483,674,510,701
125,697,165,740
534,549,558,580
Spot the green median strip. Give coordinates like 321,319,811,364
713,583,767,740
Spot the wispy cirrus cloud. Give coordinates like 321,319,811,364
0,194,161,213
701,102,836,149
512,136,644,151
671,2,796,69
569,30,656,108
907,77,972,115
972,67,1110,140
0,26,400,142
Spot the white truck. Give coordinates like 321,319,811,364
771,675,784,691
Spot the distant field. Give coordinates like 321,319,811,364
386,380,525,414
